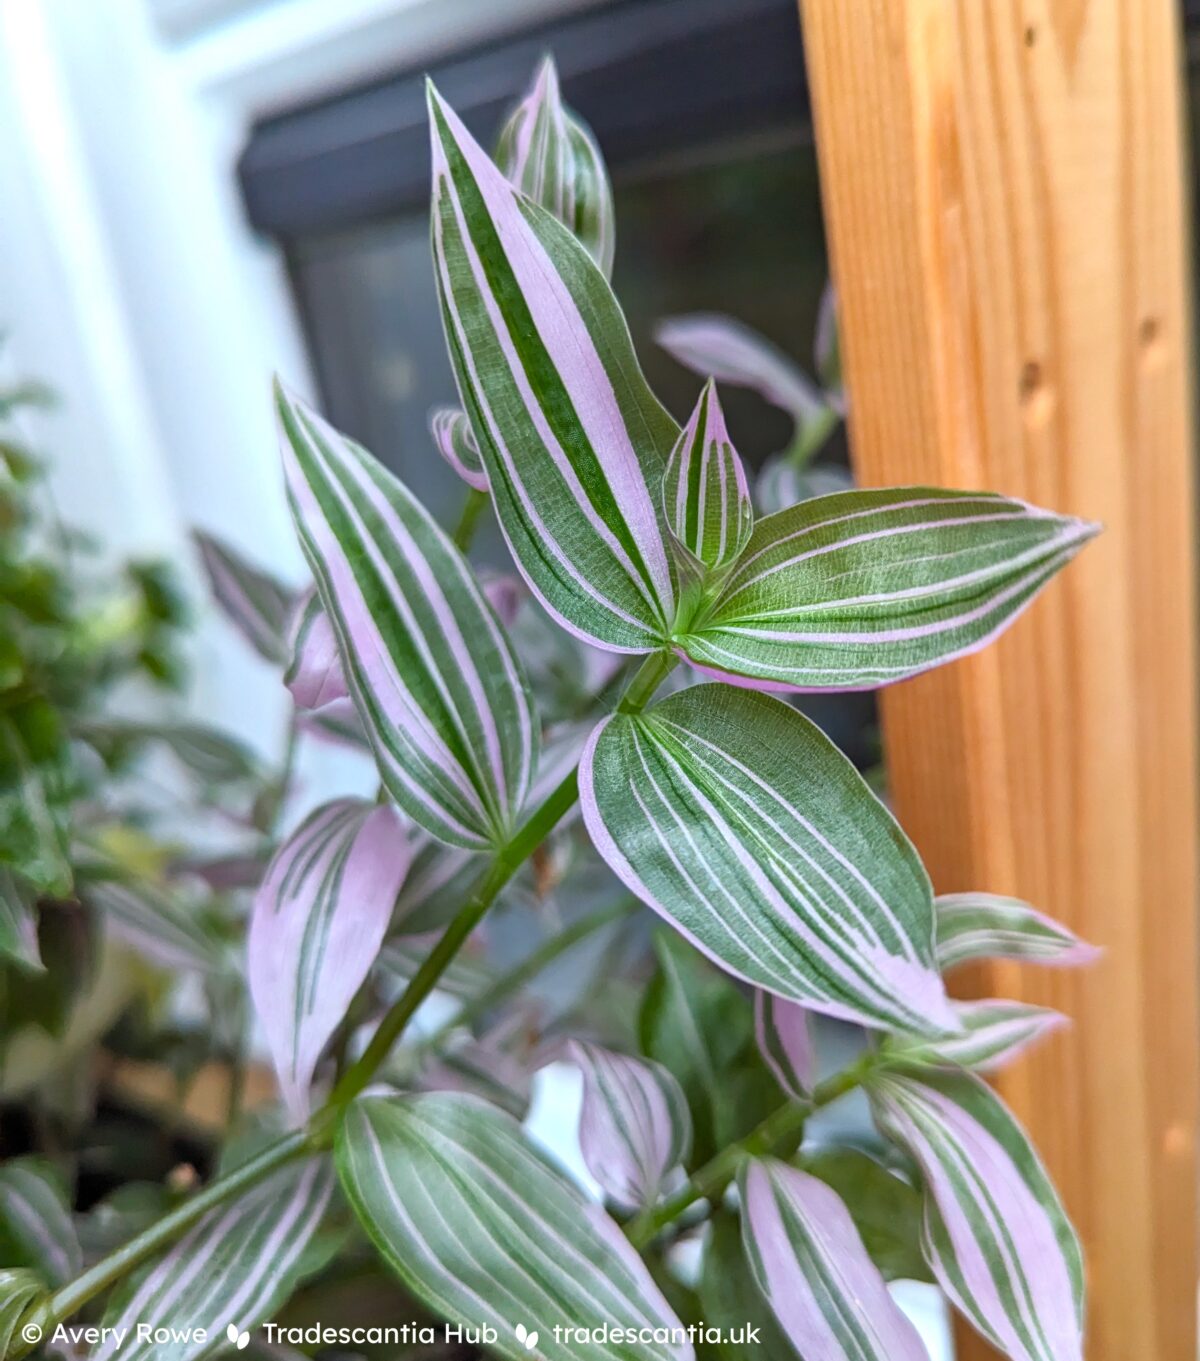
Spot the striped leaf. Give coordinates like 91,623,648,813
869,1069,1084,1361
429,82,679,653
738,1159,930,1361
249,799,410,1121
0,1270,45,1358
0,868,40,971
336,1093,693,1361
86,879,223,973
581,684,956,1035
0,1158,81,1287
568,1040,691,1211
278,382,538,848
935,893,1100,972
298,697,366,750
655,314,827,427
392,834,488,937
429,406,487,491
378,936,495,1001
98,1157,334,1361
495,55,615,278
754,991,815,1100
192,528,297,665
677,488,1098,691
886,999,1067,1075
285,588,348,710
662,380,753,571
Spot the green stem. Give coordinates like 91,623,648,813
618,651,677,714
22,1130,311,1348
21,649,675,1347
626,1056,874,1248
452,487,489,551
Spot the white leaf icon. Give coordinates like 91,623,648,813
226,1323,249,1350
524,1330,539,1351
514,1324,527,1343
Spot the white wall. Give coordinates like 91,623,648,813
0,0,593,764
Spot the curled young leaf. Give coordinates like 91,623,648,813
754,990,815,1100
934,893,1100,972
568,1040,692,1211
739,1158,930,1361
676,488,1098,691
192,528,297,665
662,380,753,572
278,382,538,848
869,1069,1084,1361
495,55,615,278
429,406,487,491
429,82,678,654
336,1093,694,1361
249,799,410,1121
285,588,348,711
887,999,1067,1074
581,684,957,1036
0,1158,81,1287
97,1157,335,1361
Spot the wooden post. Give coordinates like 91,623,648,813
797,2,1198,1357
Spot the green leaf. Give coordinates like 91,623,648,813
800,1148,931,1283
0,870,41,972
0,709,72,899
675,487,1097,690
336,1093,692,1361
583,685,955,1035
639,932,778,1164
0,1157,82,1287
0,1268,46,1358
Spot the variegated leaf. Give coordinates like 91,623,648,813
377,936,494,1001
0,1269,45,1358
97,1157,334,1361
754,991,815,1100
0,1158,81,1287
581,684,956,1035
655,314,827,427
285,588,348,710
935,893,1100,972
568,1040,691,1211
297,697,366,750
0,868,41,971
336,1093,693,1361
494,55,615,277
86,879,223,973
677,488,1098,690
278,382,538,848
192,528,297,664
662,380,753,571
429,82,679,653
739,1159,930,1361
886,999,1067,1074
429,406,487,491
391,834,487,937
249,799,410,1120
869,1069,1084,1361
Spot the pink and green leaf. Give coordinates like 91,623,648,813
285,588,348,710
869,1069,1084,1361
885,999,1067,1074
568,1040,692,1211
429,82,679,654
662,380,753,571
278,383,538,848
248,799,411,1121
580,684,957,1036
192,528,297,665
429,406,487,491
934,893,1100,972
738,1158,931,1361
676,488,1098,691
754,991,815,1100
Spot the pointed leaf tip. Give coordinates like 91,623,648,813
662,379,753,571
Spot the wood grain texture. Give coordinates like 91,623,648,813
797,2,1199,1357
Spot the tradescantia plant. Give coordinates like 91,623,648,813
2,58,1104,1361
